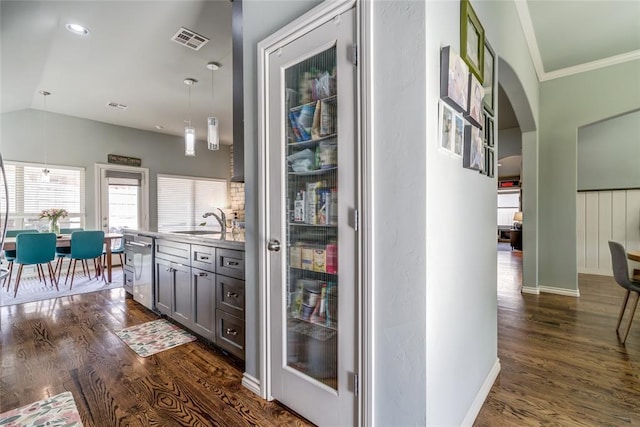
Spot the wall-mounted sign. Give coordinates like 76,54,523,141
108,154,141,167
499,179,520,188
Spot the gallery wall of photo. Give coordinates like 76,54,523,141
438,0,496,178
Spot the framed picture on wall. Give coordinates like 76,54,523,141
438,101,454,152
486,148,495,177
460,0,484,82
464,73,484,128
482,39,495,116
453,114,464,156
484,115,494,147
440,46,469,113
463,124,484,171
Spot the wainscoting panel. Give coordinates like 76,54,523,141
577,189,640,276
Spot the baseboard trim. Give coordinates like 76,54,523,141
242,373,261,396
521,286,540,295
538,285,580,297
461,358,501,427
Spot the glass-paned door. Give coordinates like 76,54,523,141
265,6,357,426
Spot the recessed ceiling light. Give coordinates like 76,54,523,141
155,125,165,130
497,163,503,167
66,23,90,36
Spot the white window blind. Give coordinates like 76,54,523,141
2,161,85,230
497,191,520,226
157,174,227,230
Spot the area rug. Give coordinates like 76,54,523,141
115,319,197,357
0,391,83,426
0,270,123,307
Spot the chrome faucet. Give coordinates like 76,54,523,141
202,208,226,236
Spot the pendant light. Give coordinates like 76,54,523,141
184,78,197,156
40,90,51,182
206,62,220,151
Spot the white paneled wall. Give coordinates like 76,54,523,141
577,190,640,276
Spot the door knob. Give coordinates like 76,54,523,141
267,239,281,252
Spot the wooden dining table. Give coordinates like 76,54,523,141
628,250,640,263
2,233,123,283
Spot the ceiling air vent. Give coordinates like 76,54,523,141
106,102,128,111
171,27,209,51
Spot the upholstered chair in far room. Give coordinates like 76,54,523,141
12,232,58,297
54,228,84,280
2,229,39,290
608,241,640,344
64,230,105,289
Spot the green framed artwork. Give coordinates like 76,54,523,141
460,0,485,83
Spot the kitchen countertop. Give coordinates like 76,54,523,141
124,228,245,250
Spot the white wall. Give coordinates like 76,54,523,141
577,190,640,276
1,109,231,229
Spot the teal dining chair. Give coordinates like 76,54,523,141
54,228,84,280
103,236,124,271
3,229,39,290
64,230,105,289
12,232,58,297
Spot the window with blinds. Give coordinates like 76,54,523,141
157,174,227,230
2,161,85,230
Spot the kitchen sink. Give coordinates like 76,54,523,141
170,230,222,236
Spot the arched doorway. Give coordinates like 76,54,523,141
497,58,538,293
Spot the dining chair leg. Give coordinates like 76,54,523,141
81,259,88,277
69,259,78,290
36,264,44,283
616,290,631,331
3,261,13,290
119,253,124,268
55,257,63,282
47,262,59,291
621,292,640,344
64,258,74,286
98,257,106,283
13,264,24,298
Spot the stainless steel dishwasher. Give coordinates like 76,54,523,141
123,233,155,310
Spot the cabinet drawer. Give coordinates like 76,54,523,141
191,245,216,273
123,266,134,295
216,275,245,317
217,248,245,280
155,239,190,265
215,309,244,359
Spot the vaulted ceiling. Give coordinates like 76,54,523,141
1,1,638,146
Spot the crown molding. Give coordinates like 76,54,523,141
514,0,640,82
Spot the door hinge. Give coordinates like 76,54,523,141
354,373,359,396
349,209,359,231
351,44,358,66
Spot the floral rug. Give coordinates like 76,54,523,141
0,391,83,426
115,319,197,357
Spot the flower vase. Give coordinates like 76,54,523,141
50,219,60,235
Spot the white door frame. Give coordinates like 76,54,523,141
94,163,150,231
255,0,374,425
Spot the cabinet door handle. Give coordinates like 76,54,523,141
225,261,240,266
166,267,173,272
226,292,239,298
199,272,208,277
226,328,238,336
267,239,281,252
199,256,210,260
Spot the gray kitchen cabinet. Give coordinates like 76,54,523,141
171,262,192,326
154,257,173,315
155,239,191,323
148,235,245,360
191,267,216,341
215,248,245,359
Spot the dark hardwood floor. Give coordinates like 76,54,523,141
0,290,312,426
2,248,639,426
476,248,640,426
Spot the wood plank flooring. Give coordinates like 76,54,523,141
0,290,312,426
3,248,639,425
476,249,640,426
